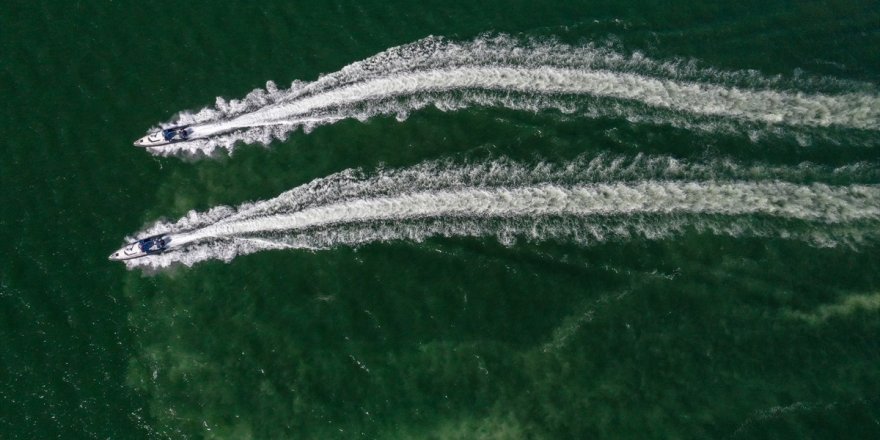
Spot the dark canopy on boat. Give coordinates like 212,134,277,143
162,127,189,141
138,237,166,254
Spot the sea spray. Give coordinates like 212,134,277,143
120,155,880,269
142,35,880,157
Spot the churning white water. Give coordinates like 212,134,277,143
141,35,880,157
121,156,880,269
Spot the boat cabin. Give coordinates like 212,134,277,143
162,127,190,142
138,237,167,254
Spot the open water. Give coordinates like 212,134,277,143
2,1,880,438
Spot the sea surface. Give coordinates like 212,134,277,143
2,1,880,438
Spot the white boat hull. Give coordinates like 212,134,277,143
109,235,171,261
133,127,193,147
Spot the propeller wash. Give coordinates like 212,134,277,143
120,155,880,269
140,35,880,156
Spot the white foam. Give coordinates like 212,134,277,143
212,68,877,129
143,35,880,157
122,156,880,269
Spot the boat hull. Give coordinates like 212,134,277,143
133,126,193,147
109,235,171,261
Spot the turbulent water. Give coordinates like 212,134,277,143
123,156,880,269
144,35,880,157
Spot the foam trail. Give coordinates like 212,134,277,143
200,68,877,132
122,157,880,269
144,35,880,157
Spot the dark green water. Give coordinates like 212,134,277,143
2,1,880,438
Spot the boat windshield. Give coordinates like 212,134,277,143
162,128,180,141
138,237,166,253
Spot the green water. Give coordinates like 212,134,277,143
2,0,880,438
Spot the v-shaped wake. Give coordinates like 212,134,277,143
138,35,880,157
120,156,880,270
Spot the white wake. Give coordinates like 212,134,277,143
121,156,880,269
142,35,880,157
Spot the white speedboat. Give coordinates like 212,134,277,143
109,235,171,261
133,126,192,147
